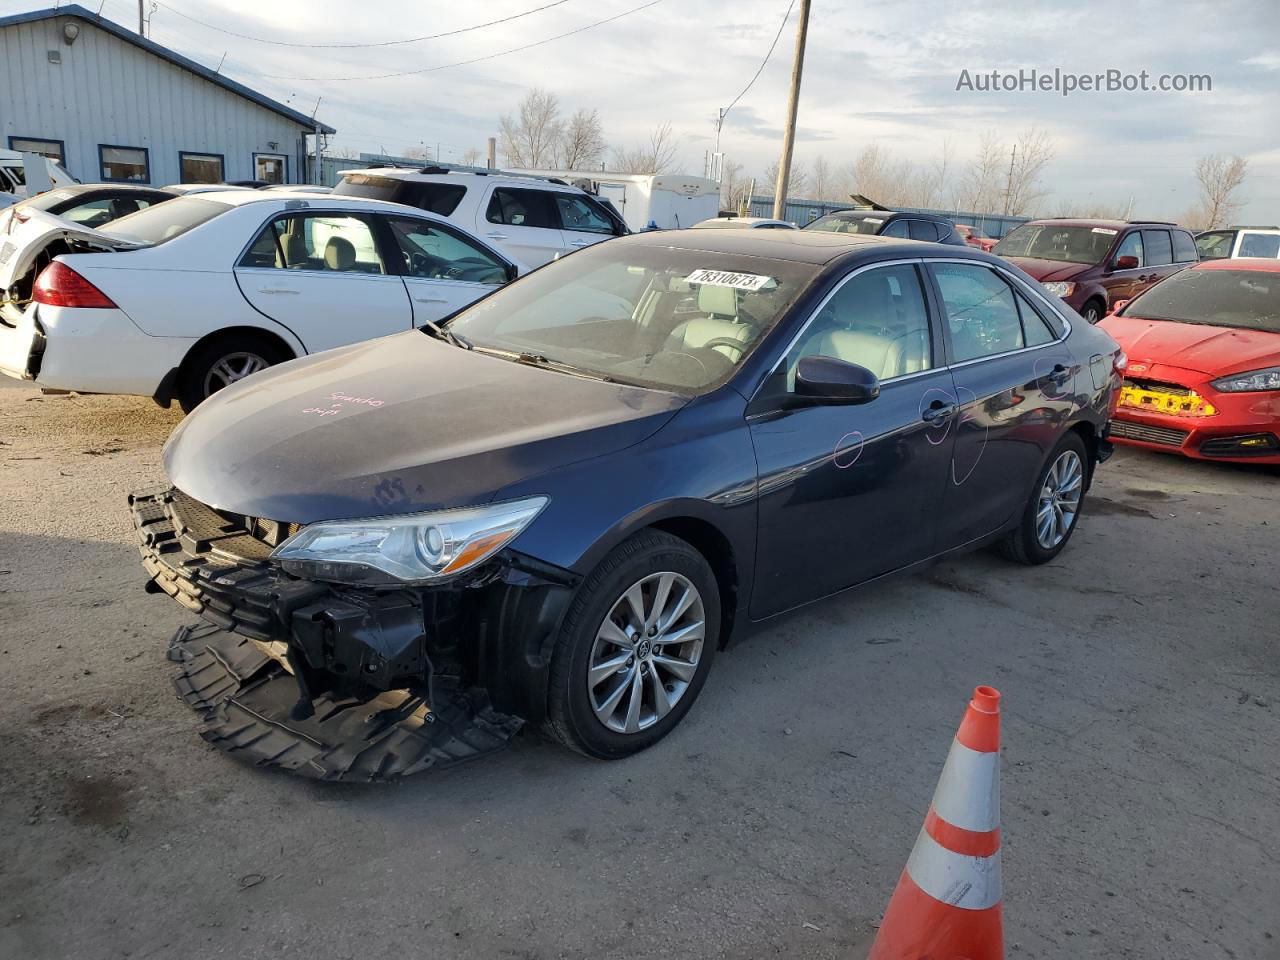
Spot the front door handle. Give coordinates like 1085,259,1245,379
921,401,956,423
413,296,449,304
259,287,299,295
570,239,593,247
485,232,508,240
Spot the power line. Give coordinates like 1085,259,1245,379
246,0,665,81
152,0,574,49
721,0,796,125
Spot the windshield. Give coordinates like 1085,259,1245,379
1125,268,1280,333
445,242,818,394
994,223,1117,264
804,213,885,235
99,197,231,245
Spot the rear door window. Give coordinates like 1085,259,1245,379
1172,230,1199,263
239,214,385,274
881,219,909,238
486,188,559,229
1012,287,1057,346
907,219,939,242
931,263,1025,361
1142,229,1173,265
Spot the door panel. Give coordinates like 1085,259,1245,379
553,193,618,254
747,262,953,618
235,212,412,352
382,215,510,327
928,262,1081,549
1100,230,1146,305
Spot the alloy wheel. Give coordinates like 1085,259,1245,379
203,351,270,396
586,571,706,734
1035,450,1084,549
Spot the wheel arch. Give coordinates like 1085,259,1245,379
646,515,739,649
178,325,302,377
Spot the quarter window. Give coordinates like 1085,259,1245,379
486,188,558,229
782,264,933,384
1142,229,1173,266
239,214,385,274
880,219,909,239
99,145,149,183
932,263,1025,362
9,137,63,163
1114,231,1144,267
1172,230,1199,262
386,217,508,285
555,194,615,234
179,152,224,184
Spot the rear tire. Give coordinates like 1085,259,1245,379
177,334,290,413
546,531,719,760
998,432,1090,565
1081,300,1104,324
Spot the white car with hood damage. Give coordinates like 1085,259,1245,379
0,190,524,411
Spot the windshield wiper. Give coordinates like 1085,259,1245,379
471,345,614,382
419,319,471,350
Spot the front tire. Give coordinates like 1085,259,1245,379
546,531,720,759
998,432,1089,565
1081,300,1104,324
177,334,289,413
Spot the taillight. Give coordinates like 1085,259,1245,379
1113,351,1128,374
12,209,30,225
33,261,117,308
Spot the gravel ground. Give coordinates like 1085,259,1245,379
0,378,1277,960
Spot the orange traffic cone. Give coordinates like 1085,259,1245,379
868,685,1004,960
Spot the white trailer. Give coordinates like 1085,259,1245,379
524,170,721,231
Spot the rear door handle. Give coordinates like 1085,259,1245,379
921,401,956,423
485,232,508,240
413,296,449,304
259,287,299,295
1047,363,1072,385
570,239,593,247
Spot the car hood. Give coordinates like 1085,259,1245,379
0,209,141,290
1100,312,1280,376
1002,257,1088,282
165,331,688,524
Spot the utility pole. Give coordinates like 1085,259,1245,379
1003,143,1017,216
772,0,811,220
486,137,497,169
137,0,144,35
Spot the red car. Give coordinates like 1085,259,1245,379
1100,258,1280,463
954,223,997,252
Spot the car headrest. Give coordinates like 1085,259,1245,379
324,236,356,271
697,283,737,317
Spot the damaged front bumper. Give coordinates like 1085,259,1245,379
129,485,578,780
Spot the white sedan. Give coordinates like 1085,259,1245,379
0,191,519,411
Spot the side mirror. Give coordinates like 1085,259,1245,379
1112,255,1139,271
793,356,880,405
504,263,520,283
1108,299,1130,317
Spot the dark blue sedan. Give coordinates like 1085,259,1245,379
133,228,1123,778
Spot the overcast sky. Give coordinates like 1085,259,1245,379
10,0,1279,219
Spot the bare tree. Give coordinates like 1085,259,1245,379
499,88,563,168
956,132,1005,214
403,144,433,162
327,145,361,161
811,155,832,202
1190,154,1248,230
719,159,744,210
1001,128,1055,216
460,146,483,167
612,122,680,174
558,108,606,170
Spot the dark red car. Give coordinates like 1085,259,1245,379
1100,258,1280,463
995,219,1199,324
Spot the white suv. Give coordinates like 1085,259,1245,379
1195,226,1280,261
333,168,628,268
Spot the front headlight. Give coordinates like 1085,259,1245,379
1042,281,1075,298
1211,366,1280,393
271,496,548,585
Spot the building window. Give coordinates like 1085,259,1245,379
179,151,224,184
8,136,65,163
99,144,150,183
254,153,287,184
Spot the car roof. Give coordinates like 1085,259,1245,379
621,228,964,264
1193,257,1280,273
1027,218,1184,230
41,183,173,196
692,217,791,228
181,189,413,208
339,168,584,192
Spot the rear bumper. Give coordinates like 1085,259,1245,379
129,485,578,721
0,302,191,396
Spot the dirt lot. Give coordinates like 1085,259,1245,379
0,378,1277,960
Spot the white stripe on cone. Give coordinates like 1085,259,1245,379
932,738,1000,833
904,829,1003,911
